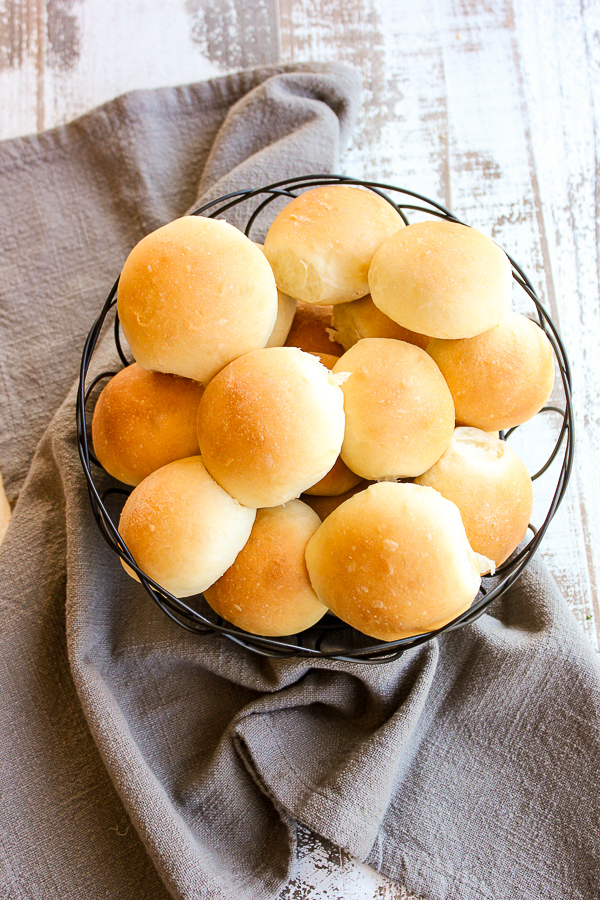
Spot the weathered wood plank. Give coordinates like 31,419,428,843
185,0,280,69
280,824,422,900
511,0,600,639
0,0,42,137
0,0,281,140
279,0,452,199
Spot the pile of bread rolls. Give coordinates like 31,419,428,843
92,184,555,643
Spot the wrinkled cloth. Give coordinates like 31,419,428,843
0,63,599,900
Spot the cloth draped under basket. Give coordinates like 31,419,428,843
0,62,599,900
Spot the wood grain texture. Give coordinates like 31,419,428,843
186,0,280,69
512,0,600,636
280,824,423,900
0,0,282,138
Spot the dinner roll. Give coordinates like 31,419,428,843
92,364,204,486
117,216,278,383
197,347,346,508
301,480,371,521
204,501,327,636
415,428,533,567
303,456,363,497
308,352,340,368
118,456,256,598
284,300,343,357
264,185,404,305
331,294,430,351
332,338,455,479
266,290,297,347
305,482,483,641
427,312,555,430
304,351,362,496
369,219,511,339
254,242,298,347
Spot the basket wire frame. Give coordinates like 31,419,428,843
76,174,574,664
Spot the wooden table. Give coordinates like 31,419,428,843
2,1,599,897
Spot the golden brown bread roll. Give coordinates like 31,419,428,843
204,501,327,636
301,480,371,520
92,364,204,486
303,456,363,497
264,185,404,305
330,294,430,351
197,347,347,508
427,312,555,430
415,427,533,566
368,220,511,339
284,300,343,357
332,338,455,479
117,216,278,383
305,482,484,641
308,351,341,368
118,456,256,598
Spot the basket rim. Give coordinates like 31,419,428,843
76,173,574,664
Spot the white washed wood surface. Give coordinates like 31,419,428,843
1,1,599,898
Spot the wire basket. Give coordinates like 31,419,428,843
76,174,574,664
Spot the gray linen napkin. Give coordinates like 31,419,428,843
1,63,599,900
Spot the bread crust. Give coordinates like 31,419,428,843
197,347,346,508
369,220,511,339
427,312,555,430
92,364,204,486
332,338,455,479
331,294,430,351
264,185,404,305
305,482,481,641
117,216,278,382
415,427,533,566
204,501,327,636
119,456,256,598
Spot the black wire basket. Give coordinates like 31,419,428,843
76,174,574,664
